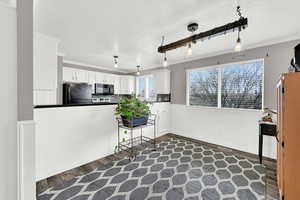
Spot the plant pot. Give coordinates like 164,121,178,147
121,115,149,128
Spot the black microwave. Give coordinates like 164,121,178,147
94,83,114,95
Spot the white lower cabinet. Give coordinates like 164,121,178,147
155,103,171,135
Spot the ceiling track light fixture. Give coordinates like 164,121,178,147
113,55,119,68
158,6,248,54
136,65,141,75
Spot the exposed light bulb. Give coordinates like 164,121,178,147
235,37,242,52
136,65,141,75
113,56,118,68
163,55,168,67
187,43,193,56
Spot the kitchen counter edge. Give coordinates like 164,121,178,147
34,101,170,109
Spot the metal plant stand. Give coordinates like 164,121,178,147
115,114,157,161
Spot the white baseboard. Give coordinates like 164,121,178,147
17,120,36,200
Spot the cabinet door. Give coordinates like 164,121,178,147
63,67,76,82
34,90,57,105
119,76,127,94
87,71,96,84
96,72,105,84
34,35,58,90
75,69,88,83
154,69,170,94
113,75,120,94
158,109,170,134
119,76,134,94
104,74,113,85
128,76,135,94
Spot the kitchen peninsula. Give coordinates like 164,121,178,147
34,101,171,181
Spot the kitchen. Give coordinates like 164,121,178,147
33,33,172,181
3,1,300,199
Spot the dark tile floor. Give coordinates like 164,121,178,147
37,134,279,200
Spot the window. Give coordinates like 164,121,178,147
136,75,155,101
137,77,146,99
148,76,155,100
187,60,264,110
189,68,218,107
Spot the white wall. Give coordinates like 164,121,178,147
171,104,277,159
0,4,17,200
35,103,170,180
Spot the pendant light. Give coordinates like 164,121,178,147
161,36,168,67
136,65,141,75
163,53,168,67
187,43,193,56
235,29,242,52
113,56,118,68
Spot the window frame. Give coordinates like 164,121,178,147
186,59,264,111
136,74,155,100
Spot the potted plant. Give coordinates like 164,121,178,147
115,97,151,127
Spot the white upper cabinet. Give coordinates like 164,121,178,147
62,67,133,95
63,67,88,83
95,72,115,84
34,33,59,105
87,71,96,85
62,67,74,82
119,76,135,95
34,34,58,90
153,69,170,94
95,72,105,84
113,76,120,94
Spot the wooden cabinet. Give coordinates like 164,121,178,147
153,69,170,94
277,73,300,200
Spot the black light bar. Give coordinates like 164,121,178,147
158,17,248,53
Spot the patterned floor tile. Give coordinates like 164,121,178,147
37,137,266,200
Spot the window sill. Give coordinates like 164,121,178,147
185,105,263,113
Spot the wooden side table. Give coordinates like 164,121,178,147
258,121,277,164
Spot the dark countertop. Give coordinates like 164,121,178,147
34,102,118,109
34,101,171,109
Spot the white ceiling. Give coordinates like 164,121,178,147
34,0,300,72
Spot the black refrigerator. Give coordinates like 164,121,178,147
63,83,92,104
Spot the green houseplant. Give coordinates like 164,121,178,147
115,97,151,127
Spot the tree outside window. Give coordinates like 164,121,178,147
187,60,264,110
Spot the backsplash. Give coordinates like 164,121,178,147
92,94,171,103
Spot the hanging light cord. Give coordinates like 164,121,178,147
237,6,243,19
161,36,167,58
